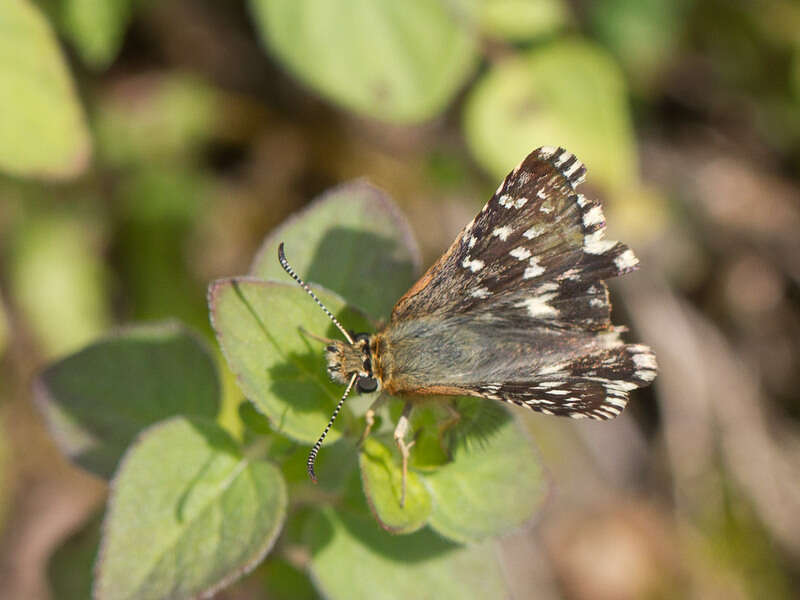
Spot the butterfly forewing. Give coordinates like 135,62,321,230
381,146,656,419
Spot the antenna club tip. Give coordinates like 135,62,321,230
277,242,286,259
308,468,318,484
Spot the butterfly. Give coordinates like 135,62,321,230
279,146,657,505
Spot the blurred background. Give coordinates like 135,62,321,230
1,0,799,598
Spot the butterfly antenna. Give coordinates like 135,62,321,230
307,373,357,483
278,242,354,345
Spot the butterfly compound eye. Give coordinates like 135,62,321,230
356,377,378,393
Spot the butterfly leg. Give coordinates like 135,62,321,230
393,401,415,508
357,393,387,447
437,401,462,455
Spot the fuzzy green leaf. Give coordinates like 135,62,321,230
61,0,133,69
480,0,569,42
306,508,510,600
0,0,91,178
35,321,220,479
359,437,432,534
249,0,479,123
464,38,637,194
426,415,545,543
209,278,371,444
251,181,420,321
96,417,287,600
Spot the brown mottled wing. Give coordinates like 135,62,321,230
386,147,656,419
391,146,636,331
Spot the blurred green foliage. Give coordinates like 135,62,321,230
1,0,799,598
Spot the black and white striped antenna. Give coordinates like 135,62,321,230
278,242,358,482
277,242,354,345
307,372,357,482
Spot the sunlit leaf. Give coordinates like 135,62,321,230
0,0,91,178
62,0,133,69
480,0,569,42
426,415,546,543
306,508,510,600
10,213,110,357
35,321,220,478
209,278,370,444
94,74,220,167
96,417,287,600
464,38,637,194
249,0,479,122
359,437,431,534
251,181,420,321
588,0,686,93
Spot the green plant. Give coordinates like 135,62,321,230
37,182,545,599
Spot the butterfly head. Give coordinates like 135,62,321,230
325,333,379,393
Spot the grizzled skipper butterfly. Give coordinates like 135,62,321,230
279,147,657,505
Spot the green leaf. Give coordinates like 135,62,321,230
47,511,102,600
61,0,133,69
249,0,479,123
9,212,110,357
94,74,220,167
96,416,287,600
359,437,432,534
306,508,510,600
209,278,371,444
251,181,420,321
259,557,320,600
480,0,569,42
588,0,686,93
426,415,546,543
35,321,220,479
464,38,637,194
0,0,91,178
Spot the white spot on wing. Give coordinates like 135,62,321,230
589,297,605,308
510,246,532,260
563,158,584,178
523,257,545,279
462,257,484,272
470,287,490,299
535,282,558,293
515,294,558,318
632,349,657,370
538,146,557,158
468,235,477,249
584,230,617,254
492,226,513,241
498,194,513,208
614,249,639,271
536,189,547,200
582,205,604,228
514,196,529,208
554,151,573,167
523,225,545,239
539,381,565,388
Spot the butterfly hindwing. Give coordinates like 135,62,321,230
464,344,657,420
391,147,637,332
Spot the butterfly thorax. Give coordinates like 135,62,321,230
325,334,380,393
